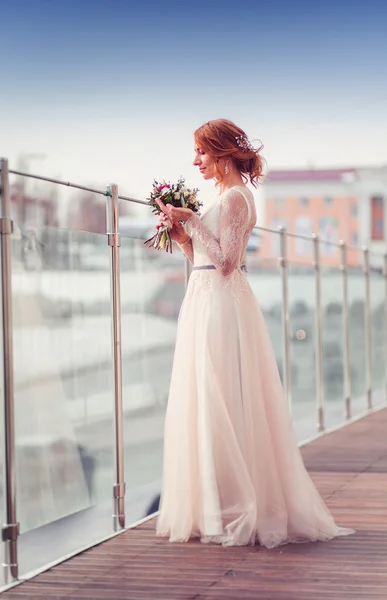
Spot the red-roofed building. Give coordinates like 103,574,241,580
267,168,359,184
261,166,387,267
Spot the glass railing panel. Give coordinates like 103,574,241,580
247,229,284,385
120,221,185,524
287,249,318,442
249,230,319,442
8,171,107,232
11,220,116,578
320,262,346,430
347,249,367,417
0,241,4,587
369,258,385,405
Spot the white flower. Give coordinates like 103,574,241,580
184,191,189,198
174,192,181,200
161,187,170,196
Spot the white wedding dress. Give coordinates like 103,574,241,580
156,185,354,547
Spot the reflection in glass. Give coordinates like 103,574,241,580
120,231,185,523
347,258,367,416
287,258,317,441
247,229,283,367
370,269,385,402
320,265,345,430
12,218,116,578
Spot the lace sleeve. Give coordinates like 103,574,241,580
177,237,194,263
186,188,250,276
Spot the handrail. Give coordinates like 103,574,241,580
2,165,384,254
251,226,371,253
8,169,107,197
6,168,148,206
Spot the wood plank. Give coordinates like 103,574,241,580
3,407,387,600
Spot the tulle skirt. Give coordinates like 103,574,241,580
156,269,354,548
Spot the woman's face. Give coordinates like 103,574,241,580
193,146,218,180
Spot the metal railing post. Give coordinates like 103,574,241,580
384,253,387,403
279,227,291,412
340,242,351,420
313,234,324,433
106,184,125,530
0,158,19,582
363,247,372,410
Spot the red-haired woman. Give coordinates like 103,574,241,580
156,119,354,548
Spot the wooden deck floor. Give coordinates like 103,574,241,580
3,407,387,600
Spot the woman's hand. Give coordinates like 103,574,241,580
156,199,194,224
156,212,190,244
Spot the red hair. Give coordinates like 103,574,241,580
194,119,264,187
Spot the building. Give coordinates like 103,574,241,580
261,166,387,267
10,183,58,229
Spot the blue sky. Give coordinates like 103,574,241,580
1,0,387,205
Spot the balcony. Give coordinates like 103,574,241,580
0,158,386,598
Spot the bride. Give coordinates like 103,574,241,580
155,118,354,548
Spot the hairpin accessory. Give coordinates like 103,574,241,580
225,161,229,175
235,135,257,153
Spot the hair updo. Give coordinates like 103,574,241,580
194,118,264,187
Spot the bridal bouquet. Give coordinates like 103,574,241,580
144,177,201,252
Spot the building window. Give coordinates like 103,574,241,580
351,204,358,217
320,217,338,256
324,197,333,206
275,197,285,208
371,196,384,240
270,217,288,256
300,197,309,207
352,232,359,245
295,217,312,256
